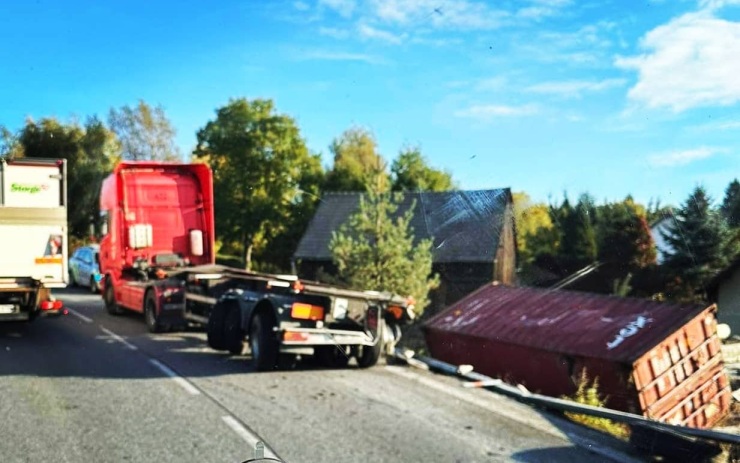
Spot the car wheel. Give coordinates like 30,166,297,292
250,312,278,371
104,279,124,315
90,277,100,294
145,291,165,333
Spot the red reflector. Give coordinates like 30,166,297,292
283,331,310,342
40,300,63,311
388,305,404,320
292,280,305,292
291,303,324,320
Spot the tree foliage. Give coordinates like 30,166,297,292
108,100,180,161
16,117,120,238
721,179,740,228
193,98,323,271
596,197,656,270
662,187,728,299
552,195,598,273
329,168,439,315
324,127,386,192
513,192,557,265
390,147,454,192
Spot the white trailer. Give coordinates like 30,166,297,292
0,158,68,321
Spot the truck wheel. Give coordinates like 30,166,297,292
104,280,124,315
206,301,227,351
316,346,350,369
220,301,245,355
145,291,165,333
250,312,278,371
357,322,384,369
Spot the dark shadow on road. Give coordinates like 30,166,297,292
511,445,610,463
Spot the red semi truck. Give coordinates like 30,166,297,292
98,161,414,370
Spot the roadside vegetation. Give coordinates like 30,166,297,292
562,370,630,440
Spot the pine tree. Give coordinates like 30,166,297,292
721,179,740,228
329,168,439,316
662,187,728,298
557,196,598,273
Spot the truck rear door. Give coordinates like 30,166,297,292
0,160,68,287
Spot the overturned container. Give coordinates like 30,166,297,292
423,284,732,429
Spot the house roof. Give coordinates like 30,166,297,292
423,283,712,363
294,189,512,264
708,255,740,298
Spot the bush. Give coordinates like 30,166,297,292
562,370,630,439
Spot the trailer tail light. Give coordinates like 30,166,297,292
283,331,310,342
291,280,304,293
290,302,324,321
366,306,379,331
40,300,63,311
388,305,404,320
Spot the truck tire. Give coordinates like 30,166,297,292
144,291,165,333
250,312,278,371
357,321,384,369
206,301,228,351
223,303,245,355
104,280,124,315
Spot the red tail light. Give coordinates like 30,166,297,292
291,302,324,320
40,300,63,311
283,331,310,342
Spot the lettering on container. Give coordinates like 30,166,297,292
10,182,49,194
606,315,654,350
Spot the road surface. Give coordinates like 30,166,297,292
0,289,640,463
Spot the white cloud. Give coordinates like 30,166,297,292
319,26,350,39
299,50,384,64
454,104,539,119
699,0,740,11
525,78,625,98
517,0,572,20
319,0,356,18
369,0,508,30
293,1,310,11
475,77,507,91
357,23,404,43
616,12,740,112
647,147,721,167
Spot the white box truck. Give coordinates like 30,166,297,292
0,158,68,321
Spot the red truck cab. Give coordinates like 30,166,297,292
99,162,215,321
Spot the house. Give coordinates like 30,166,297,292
708,256,740,337
292,189,517,315
649,210,676,264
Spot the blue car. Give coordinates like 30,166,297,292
69,244,103,293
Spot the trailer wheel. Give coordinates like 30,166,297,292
104,279,124,315
250,312,278,371
206,302,227,351
223,302,245,355
145,291,165,333
357,321,384,369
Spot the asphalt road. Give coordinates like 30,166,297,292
0,289,641,463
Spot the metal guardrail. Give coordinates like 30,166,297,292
390,349,740,446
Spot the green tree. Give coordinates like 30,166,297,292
18,117,120,238
720,179,740,228
0,125,23,158
324,127,386,192
597,197,656,270
108,100,180,161
193,98,323,271
513,192,558,265
390,147,454,192
662,187,728,299
329,167,439,316
556,195,598,273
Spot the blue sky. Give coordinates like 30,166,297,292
2,0,740,207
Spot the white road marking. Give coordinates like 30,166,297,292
99,327,138,351
66,308,92,323
148,358,201,395
384,366,642,463
221,415,279,460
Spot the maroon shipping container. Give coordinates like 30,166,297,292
423,284,732,429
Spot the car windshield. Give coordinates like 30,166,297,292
1,2,739,463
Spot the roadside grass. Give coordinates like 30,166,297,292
562,370,630,440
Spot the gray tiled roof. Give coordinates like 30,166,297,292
294,189,512,264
